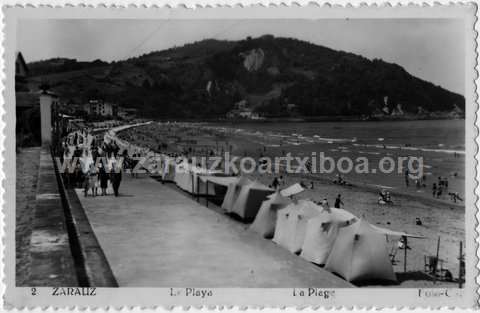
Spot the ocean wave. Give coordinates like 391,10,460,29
286,141,302,146
353,143,465,155
368,183,394,189
315,137,355,143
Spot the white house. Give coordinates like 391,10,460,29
84,100,118,117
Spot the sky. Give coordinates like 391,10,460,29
17,19,465,95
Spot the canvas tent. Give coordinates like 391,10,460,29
249,190,292,238
221,176,253,211
324,219,396,282
300,208,358,265
161,157,177,182
370,224,425,239
199,175,240,188
174,162,223,195
229,181,274,221
280,183,305,197
174,162,193,191
272,200,322,254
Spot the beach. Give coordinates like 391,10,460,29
117,120,465,287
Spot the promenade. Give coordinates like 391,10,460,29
75,175,351,287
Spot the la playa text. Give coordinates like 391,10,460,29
169,288,213,298
292,288,335,299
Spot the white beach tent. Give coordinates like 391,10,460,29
198,175,239,197
300,207,358,265
221,176,253,211
174,162,191,190
249,190,292,238
174,162,223,195
370,224,425,239
161,157,177,182
324,218,397,283
280,183,305,198
230,181,274,221
272,200,322,254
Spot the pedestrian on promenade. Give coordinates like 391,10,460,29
88,163,98,197
98,162,109,196
81,150,93,196
110,163,122,197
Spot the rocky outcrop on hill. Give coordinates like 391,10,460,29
241,48,265,71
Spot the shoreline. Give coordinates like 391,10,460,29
148,116,465,123
116,122,464,211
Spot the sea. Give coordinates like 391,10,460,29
207,119,465,201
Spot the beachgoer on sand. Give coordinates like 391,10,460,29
437,185,443,198
449,192,463,203
334,194,343,208
321,198,330,210
271,177,279,190
386,191,392,204
397,237,411,250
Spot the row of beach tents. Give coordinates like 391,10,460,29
220,176,406,283
106,124,424,284
224,176,426,283
159,160,422,284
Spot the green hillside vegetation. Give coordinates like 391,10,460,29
27,35,465,119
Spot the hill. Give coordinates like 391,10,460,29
25,35,465,119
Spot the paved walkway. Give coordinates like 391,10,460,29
76,176,351,287
29,148,78,286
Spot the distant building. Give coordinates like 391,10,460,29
390,103,404,116
235,99,248,110
449,104,464,119
84,100,118,117
15,52,28,79
227,107,262,120
118,107,138,120
286,103,297,111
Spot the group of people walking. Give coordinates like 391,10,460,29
59,129,123,197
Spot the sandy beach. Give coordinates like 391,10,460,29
117,122,465,287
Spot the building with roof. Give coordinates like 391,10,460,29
84,100,118,117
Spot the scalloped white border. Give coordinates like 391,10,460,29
0,2,478,311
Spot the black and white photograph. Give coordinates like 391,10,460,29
5,4,477,308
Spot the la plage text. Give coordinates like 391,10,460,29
292,288,335,299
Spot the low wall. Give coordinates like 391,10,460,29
52,149,118,287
